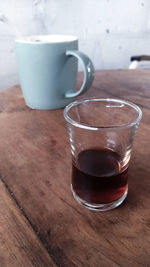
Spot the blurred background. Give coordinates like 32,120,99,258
0,0,150,90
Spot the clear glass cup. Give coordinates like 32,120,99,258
64,99,142,211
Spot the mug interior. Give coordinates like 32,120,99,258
15,34,78,44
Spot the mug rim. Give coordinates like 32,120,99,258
15,34,78,44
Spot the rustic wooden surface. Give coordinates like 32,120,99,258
0,179,55,267
0,70,150,266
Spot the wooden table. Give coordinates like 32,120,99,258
0,70,150,267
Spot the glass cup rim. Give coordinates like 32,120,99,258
64,98,142,130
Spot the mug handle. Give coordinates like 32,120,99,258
65,50,95,98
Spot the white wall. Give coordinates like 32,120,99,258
0,0,150,90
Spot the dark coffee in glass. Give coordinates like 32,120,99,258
64,99,142,211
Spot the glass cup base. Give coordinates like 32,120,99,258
71,184,128,211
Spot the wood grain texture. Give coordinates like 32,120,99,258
0,179,55,267
0,70,150,266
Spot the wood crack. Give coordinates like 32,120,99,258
0,175,59,267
